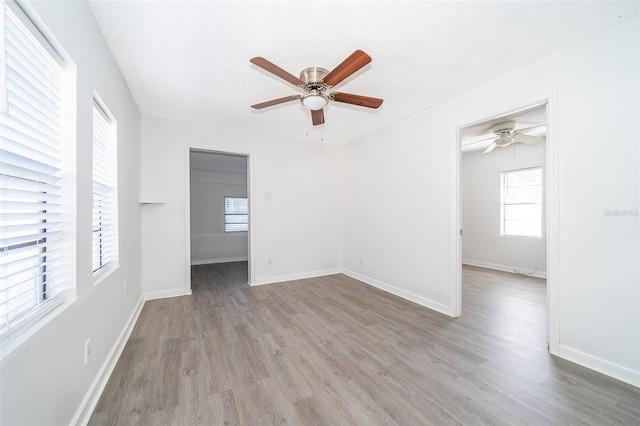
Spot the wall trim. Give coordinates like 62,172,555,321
342,269,452,317
191,256,248,266
144,288,192,301
70,295,145,426
557,344,640,388
545,91,560,355
450,123,462,317
185,147,255,296
462,258,547,279
251,268,342,286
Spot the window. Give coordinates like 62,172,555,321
92,98,118,277
1,0,71,331
501,167,542,237
224,197,248,232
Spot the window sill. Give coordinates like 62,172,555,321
93,264,119,285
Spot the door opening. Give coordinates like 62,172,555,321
187,149,251,288
458,103,550,349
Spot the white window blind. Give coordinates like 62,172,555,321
1,3,65,330
92,99,118,276
501,167,542,237
224,197,248,232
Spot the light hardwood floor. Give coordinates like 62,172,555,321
89,263,640,425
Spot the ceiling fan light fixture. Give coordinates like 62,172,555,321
495,135,514,147
301,93,328,111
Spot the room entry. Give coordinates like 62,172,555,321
458,103,548,344
188,150,250,283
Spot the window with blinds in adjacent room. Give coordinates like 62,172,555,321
500,167,542,238
224,196,248,232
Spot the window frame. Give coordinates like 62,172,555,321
500,166,543,238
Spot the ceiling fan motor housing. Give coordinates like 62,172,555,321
299,67,329,85
490,120,516,134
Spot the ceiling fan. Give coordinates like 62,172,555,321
250,50,383,126
474,120,546,154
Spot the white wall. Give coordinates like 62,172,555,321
0,1,143,425
141,116,342,297
342,108,455,314
190,169,248,264
343,17,639,385
461,141,547,277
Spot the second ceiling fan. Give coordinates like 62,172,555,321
250,50,383,126
475,120,546,154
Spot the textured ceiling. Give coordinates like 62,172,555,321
87,1,638,145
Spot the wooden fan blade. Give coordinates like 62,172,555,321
483,142,497,154
251,95,300,109
323,50,372,87
250,57,304,86
331,92,383,109
311,109,325,126
514,134,542,145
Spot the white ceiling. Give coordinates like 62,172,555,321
87,1,638,145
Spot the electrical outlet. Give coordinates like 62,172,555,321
267,259,273,267
84,339,91,366
359,258,363,266
124,279,128,295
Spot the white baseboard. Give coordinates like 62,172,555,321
556,344,640,388
462,259,547,279
251,268,342,286
70,295,145,426
342,269,453,317
191,256,248,266
144,288,192,301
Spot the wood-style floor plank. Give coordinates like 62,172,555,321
89,262,640,425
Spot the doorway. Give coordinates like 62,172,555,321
458,103,550,346
188,149,250,286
